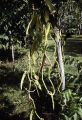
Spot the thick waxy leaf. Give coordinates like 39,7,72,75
44,10,50,23
73,113,78,120
77,108,82,118
44,0,54,12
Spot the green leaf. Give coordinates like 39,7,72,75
77,108,82,118
73,113,78,120
63,89,72,101
26,14,37,35
80,97,82,102
44,0,54,12
26,18,33,35
44,10,50,23
63,114,72,120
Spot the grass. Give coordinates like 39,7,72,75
67,37,82,41
66,34,82,41
72,35,82,38
2,87,32,114
0,48,33,119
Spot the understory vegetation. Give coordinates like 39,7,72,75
0,39,82,120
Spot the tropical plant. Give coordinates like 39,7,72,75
0,0,82,120
20,0,82,119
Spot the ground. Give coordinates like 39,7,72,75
0,36,82,119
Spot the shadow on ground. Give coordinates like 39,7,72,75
0,101,29,120
0,66,23,87
0,48,26,61
65,40,82,55
0,65,30,120
0,64,62,120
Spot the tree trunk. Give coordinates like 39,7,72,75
54,27,65,90
11,44,15,70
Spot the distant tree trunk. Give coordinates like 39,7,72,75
79,11,82,34
11,38,15,70
54,27,65,90
12,45,14,63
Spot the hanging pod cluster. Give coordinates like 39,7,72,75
20,0,61,119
